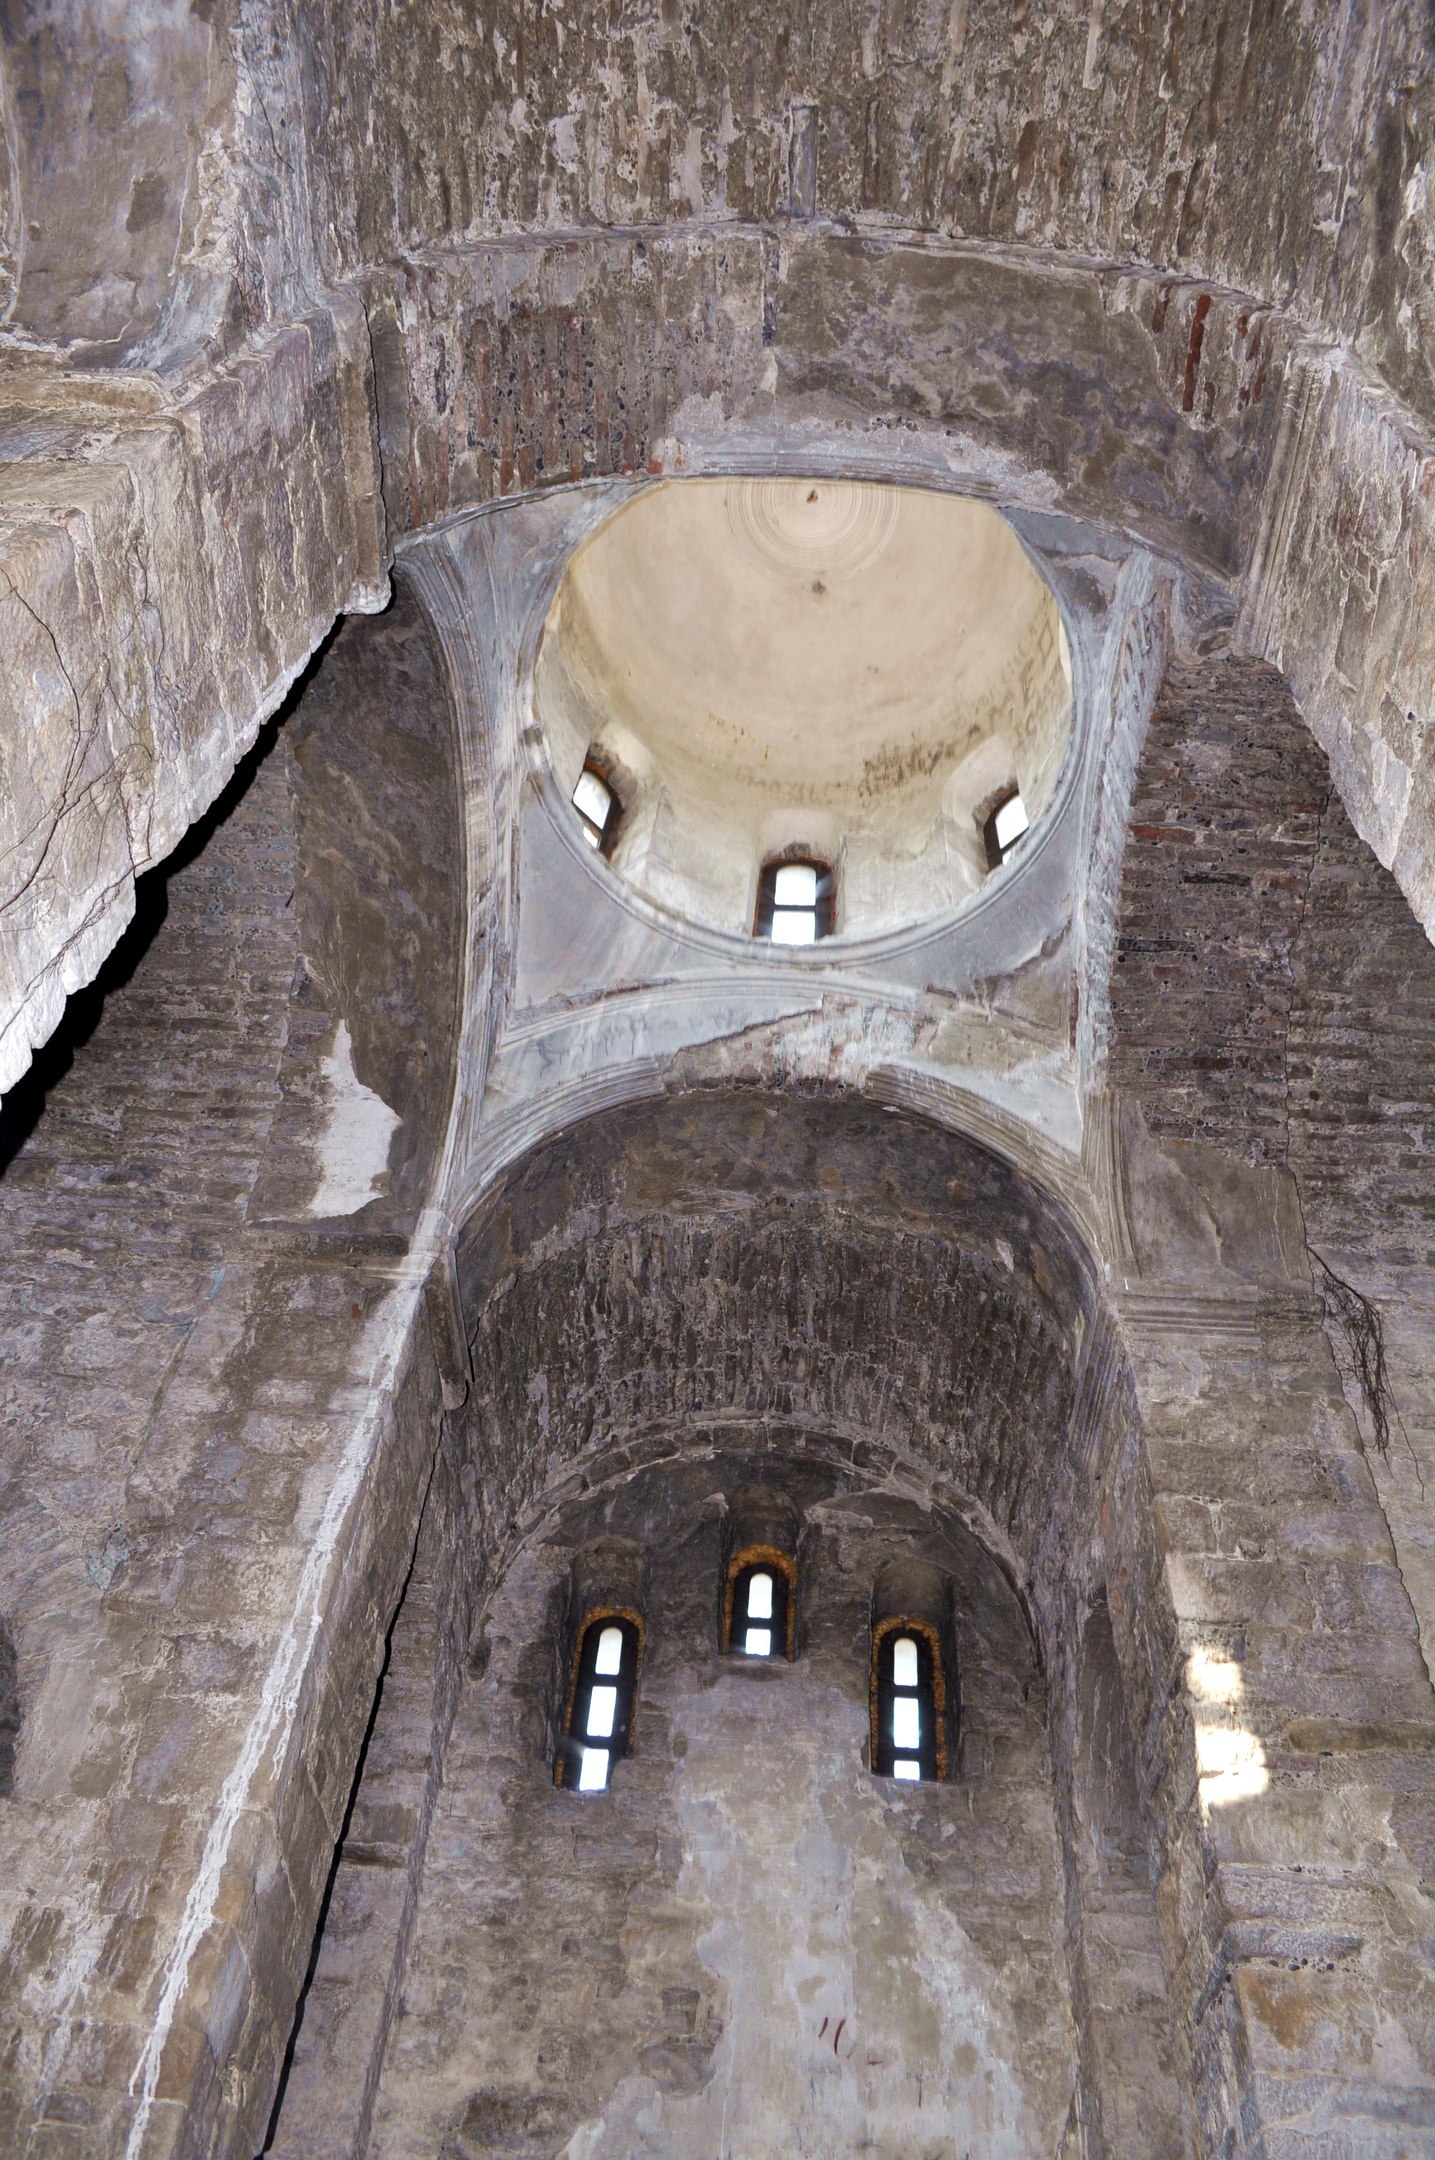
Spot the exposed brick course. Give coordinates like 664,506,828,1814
1109,654,1330,1163
1291,796,1435,1270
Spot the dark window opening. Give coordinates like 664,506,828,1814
572,758,621,855
871,1619,944,1782
982,787,1030,871
754,857,834,944
555,1611,641,1792
724,1553,794,1660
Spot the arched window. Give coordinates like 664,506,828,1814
982,786,1029,870
555,1610,641,1792
572,757,621,855
723,1548,796,1660
871,1617,946,1782
755,857,834,944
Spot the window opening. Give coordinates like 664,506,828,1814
572,759,621,855
755,857,835,943
871,1618,944,1782
722,1546,797,1660
732,1561,787,1658
982,787,1030,871
556,1610,641,1792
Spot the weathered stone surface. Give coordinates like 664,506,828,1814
1109,652,1330,1165
297,0,1429,380
0,597,463,2158
4,10,1435,2158
0,313,385,1095
1242,351,1435,942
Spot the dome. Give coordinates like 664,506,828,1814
535,478,1072,942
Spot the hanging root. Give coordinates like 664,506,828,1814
1311,1252,1395,1462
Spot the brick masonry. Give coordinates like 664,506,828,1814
1109,652,1330,1164
0,594,464,2160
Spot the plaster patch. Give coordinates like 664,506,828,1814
562,1668,1058,2159
308,1021,400,1216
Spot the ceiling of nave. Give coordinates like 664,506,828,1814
0,3,1432,1096
543,479,1065,807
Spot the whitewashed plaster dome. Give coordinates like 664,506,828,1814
536,478,1072,941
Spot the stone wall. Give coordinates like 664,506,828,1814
297,0,1430,385
1289,789,1435,1722
1108,652,1330,1164
1103,651,1435,2151
0,589,464,2158
361,1453,1074,2159
1107,641,1435,1673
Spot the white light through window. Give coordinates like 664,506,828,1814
877,1628,937,1784
763,859,828,944
744,1626,772,1657
892,1696,922,1750
773,864,818,908
593,1626,624,1676
559,1614,639,1794
771,865,817,943
747,1571,774,1621
994,791,1029,856
573,766,615,851
587,1685,618,1739
577,1745,611,1792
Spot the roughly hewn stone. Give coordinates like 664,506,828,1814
0,316,385,1095
3,10,1435,2159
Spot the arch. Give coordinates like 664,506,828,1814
452,1089,1101,1599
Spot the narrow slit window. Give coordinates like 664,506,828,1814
572,759,621,855
755,857,834,944
556,1612,641,1792
872,1621,944,1783
734,1563,785,1658
723,1549,796,1660
982,787,1030,871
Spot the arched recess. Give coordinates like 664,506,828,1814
453,1092,1091,1571
268,1087,1202,2158
354,1444,1077,2158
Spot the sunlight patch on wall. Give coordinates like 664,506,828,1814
1187,1644,1268,1813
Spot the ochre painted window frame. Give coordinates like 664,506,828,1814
554,1604,645,1789
869,1613,948,1782
721,1544,798,1661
